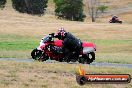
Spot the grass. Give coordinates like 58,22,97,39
0,34,39,58
0,33,132,63
97,11,132,24
0,23,132,63
96,53,132,64
0,61,132,88
91,39,132,45
1,33,132,63
0,41,38,51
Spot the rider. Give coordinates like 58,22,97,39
111,15,118,23
53,28,82,62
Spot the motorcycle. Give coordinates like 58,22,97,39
109,18,122,24
31,34,96,64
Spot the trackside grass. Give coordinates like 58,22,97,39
0,33,132,63
0,61,132,88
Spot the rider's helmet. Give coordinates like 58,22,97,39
113,15,118,18
55,28,66,40
58,27,66,32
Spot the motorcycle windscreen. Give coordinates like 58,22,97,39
42,35,52,43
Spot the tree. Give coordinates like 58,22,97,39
0,0,6,9
54,0,86,21
86,0,100,22
12,0,48,15
12,0,26,13
98,5,108,13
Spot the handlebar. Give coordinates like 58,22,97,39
49,33,55,37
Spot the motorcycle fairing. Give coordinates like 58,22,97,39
82,42,96,50
53,40,63,47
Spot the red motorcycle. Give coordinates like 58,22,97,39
31,34,96,64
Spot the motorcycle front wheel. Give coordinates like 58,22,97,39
31,48,46,61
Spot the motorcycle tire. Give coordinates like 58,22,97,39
58,58,63,62
31,48,37,59
118,21,122,24
31,48,43,61
80,52,95,64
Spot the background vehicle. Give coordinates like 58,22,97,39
31,34,96,64
109,18,122,24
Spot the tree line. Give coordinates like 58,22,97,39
0,0,6,9
0,0,108,22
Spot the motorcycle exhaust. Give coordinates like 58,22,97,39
83,47,95,54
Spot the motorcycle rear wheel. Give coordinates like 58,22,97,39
80,52,95,64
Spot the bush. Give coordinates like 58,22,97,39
0,0,6,9
54,0,86,21
12,0,48,15
12,0,26,13
98,5,108,13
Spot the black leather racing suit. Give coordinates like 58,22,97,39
61,32,82,62
112,16,118,23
